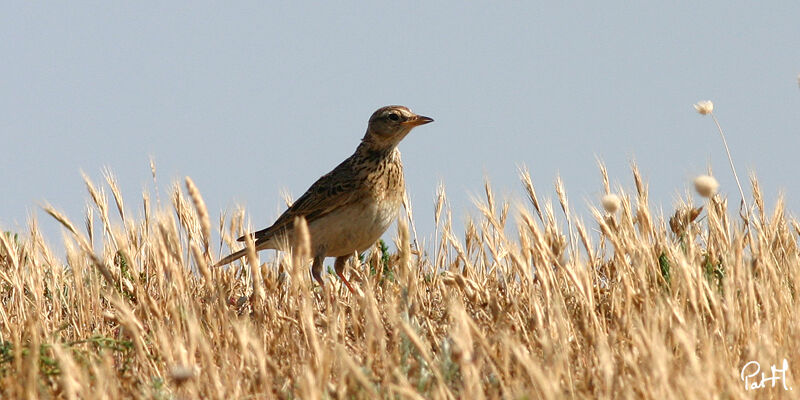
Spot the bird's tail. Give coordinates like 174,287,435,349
212,248,249,268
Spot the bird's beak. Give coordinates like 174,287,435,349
404,115,434,127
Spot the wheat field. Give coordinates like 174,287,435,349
0,159,797,399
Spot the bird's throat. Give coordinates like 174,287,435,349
356,141,396,164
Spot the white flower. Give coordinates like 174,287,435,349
693,100,714,115
694,175,719,198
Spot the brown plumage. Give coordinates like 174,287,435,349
214,105,433,292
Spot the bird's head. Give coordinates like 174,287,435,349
363,105,433,148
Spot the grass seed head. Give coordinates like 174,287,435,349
694,175,719,198
693,100,714,115
169,365,195,385
601,194,621,214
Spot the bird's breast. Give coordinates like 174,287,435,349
307,196,401,257
366,150,405,201
303,148,405,256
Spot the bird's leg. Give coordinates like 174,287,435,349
311,254,325,288
334,255,356,294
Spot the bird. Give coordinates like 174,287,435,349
214,105,433,292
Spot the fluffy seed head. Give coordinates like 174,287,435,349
601,194,621,214
694,100,714,115
694,175,719,198
169,365,195,384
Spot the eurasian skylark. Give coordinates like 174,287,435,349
214,105,433,291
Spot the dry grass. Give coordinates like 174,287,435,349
1,163,798,399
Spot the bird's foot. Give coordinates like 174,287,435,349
337,271,357,294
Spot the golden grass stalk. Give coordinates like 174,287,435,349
0,163,797,399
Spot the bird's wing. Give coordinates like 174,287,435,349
238,157,361,243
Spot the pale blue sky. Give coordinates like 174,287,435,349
2,2,799,252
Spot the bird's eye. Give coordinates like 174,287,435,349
387,113,400,122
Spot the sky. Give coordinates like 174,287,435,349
2,2,799,256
